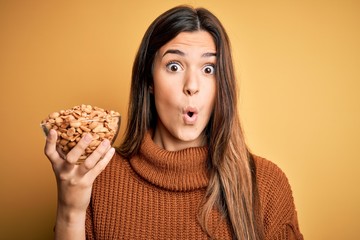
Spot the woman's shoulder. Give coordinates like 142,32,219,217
252,155,290,190
252,155,303,239
252,154,294,208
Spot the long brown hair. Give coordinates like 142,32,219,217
118,5,263,240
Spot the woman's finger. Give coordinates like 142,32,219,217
78,139,111,174
44,129,61,164
88,147,115,178
65,133,93,164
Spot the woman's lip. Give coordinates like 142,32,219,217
183,106,198,125
183,112,198,124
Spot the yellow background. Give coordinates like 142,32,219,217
1,0,359,239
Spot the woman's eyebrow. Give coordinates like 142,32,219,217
162,49,217,58
202,52,217,58
162,49,185,57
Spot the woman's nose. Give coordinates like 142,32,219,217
183,71,199,96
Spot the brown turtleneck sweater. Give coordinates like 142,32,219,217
86,132,303,239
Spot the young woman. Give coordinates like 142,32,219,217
45,5,303,240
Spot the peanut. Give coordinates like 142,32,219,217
41,104,120,163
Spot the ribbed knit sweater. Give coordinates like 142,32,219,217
86,132,303,239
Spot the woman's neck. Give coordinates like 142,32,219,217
152,122,206,151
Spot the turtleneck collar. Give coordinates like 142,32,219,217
130,131,209,191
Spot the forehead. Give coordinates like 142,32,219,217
159,31,216,53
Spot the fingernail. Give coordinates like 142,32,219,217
84,134,92,143
49,129,56,136
49,129,57,138
102,139,110,147
109,148,115,156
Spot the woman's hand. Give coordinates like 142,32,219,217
44,129,115,239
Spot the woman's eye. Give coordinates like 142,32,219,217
203,65,215,74
166,62,182,72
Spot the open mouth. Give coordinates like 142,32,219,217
183,107,198,124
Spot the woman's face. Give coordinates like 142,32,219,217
152,30,217,151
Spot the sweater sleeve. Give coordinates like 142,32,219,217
254,156,303,240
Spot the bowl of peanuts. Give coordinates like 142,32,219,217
40,104,120,163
